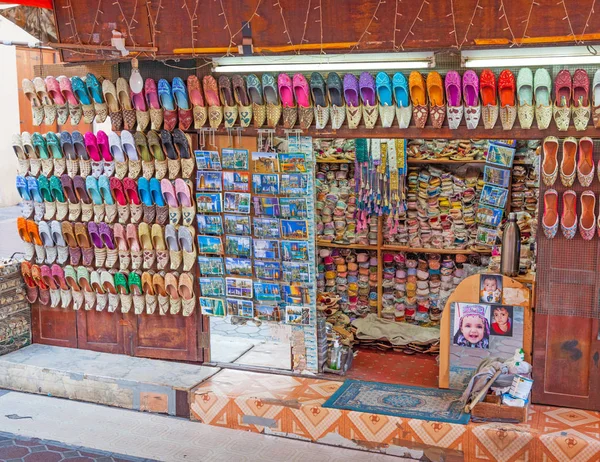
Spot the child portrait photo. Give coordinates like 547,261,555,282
490,305,513,336
453,303,491,349
479,274,503,304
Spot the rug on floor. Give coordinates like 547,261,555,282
322,379,470,424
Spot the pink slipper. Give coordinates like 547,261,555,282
57,75,78,106
96,130,113,161
278,73,295,108
84,132,102,162
132,87,147,111
45,76,65,105
160,179,178,207
293,74,311,108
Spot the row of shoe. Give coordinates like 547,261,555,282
21,262,195,316
541,136,596,188
17,217,196,272
12,129,193,181
542,189,597,240
16,174,195,227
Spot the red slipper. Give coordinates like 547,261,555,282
123,177,141,205
109,177,128,206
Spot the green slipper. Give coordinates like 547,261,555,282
114,272,129,294
128,272,143,295
32,132,49,159
37,175,53,202
49,176,66,203
45,132,63,159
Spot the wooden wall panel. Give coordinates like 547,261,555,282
31,302,77,348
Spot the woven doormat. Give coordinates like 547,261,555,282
323,379,470,424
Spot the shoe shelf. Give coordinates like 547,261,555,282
381,244,490,255
316,241,378,250
316,158,488,165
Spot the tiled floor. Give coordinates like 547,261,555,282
0,431,147,461
191,368,600,461
345,348,439,387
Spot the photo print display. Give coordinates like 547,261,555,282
253,218,281,239
196,193,222,213
252,152,279,173
452,303,491,349
223,172,249,192
222,148,249,170
195,150,221,170
224,192,251,214
480,274,503,304
197,256,224,276
490,305,513,337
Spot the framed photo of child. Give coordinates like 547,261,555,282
490,305,513,337
479,274,503,304
452,303,491,349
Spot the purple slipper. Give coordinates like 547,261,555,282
359,72,376,106
88,222,104,248
445,71,462,107
73,175,91,203
343,74,360,107
99,223,115,250
463,70,479,106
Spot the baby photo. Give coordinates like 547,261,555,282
221,148,249,170
195,150,221,170
491,305,513,337
453,303,491,349
480,274,503,304
223,172,249,192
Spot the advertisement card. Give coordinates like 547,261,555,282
224,192,251,214
223,214,251,235
223,171,249,192
225,257,253,277
221,148,249,170
253,218,281,238
196,193,222,213
225,235,252,257
195,150,221,170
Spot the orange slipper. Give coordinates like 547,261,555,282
426,72,445,128
409,71,428,128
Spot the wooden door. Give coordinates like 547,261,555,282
31,302,77,348
76,309,124,354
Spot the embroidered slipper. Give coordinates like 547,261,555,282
143,78,163,130
165,224,181,270
427,72,445,129
113,223,130,271
12,134,29,176
178,225,196,272
165,272,181,315
278,73,297,129
516,68,534,129
97,130,115,177
480,69,498,129
83,132,102,178
151,223,169,270
126,223,143,270
22,262,38,303
560,137,577,187
573,68,591,131
32,264,50,306
461,70,481,130
187,75,207,129
126,271,144,315
203,75,223,129
25,219,44,263
133,131,154,179
178,273,195,316
342,73,361,129
325,72,345,129
561,189,578,239
151,273,169,315
553,69,572,131
262,73,281,128
358,72,378,129
161,179,180,225
70,175,90,222
51,264,71,308
141,272,157,314
16,176,33,219
499,70,517,130
138,222,155,270
33,77,57,125
88,221,106,267
50,220,69,264
294,73,313,129
85,73,108,123
373,72,393,128
45,132,66,176
246,74,265,128
76,265,95,311
61,174,81,221
117,77,136,130
593,69,600,128
578,137,595,187
309,72,328,129
124,177,142,224
45,76,68,125
100,271,119,313
102,79,122,131
72,131,91,177
64,265,83,310
580,190,596,240
22,78,44,126
36,175,54,220
390,72,411,129
32,132,52,176
90,270,107,311
232,74,252,128
150,178,168,225
40,264,60,307
50,175,67,221
146,131,166,180
174,178,194,226
218,75,238,128
22,132,39,177
173,129,193,178
59,132,78,177
110,177,129,224
444,70,463,130
38,220,56,264
172,77,192,130
99,223,117,268
57,75,82,125
71,76,95,123
131,81,150,132
85,176,104,222
74,221,93,266
137,177,155,223
114,272,132,314
120,130,141,179
409,71,428,128
158,78,178,131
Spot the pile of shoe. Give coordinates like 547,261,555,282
407,139,486,161
314,139,356,161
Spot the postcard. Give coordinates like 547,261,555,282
223,171,249,192
224,192,251,214
278,152,307,172
254,260,282,280
281,284,311,305
480,184,509,209
280,173,309,195
253,218,281,239
223,214,251,235
252,174,280,195
197,235,223,254
254,282,281,302
253,196,280,217
279,197,308,219
221,148,249,170
226,277,253,299
199,277,225,297
281,240,309,261
282,262,311,283
195,150,221,170
225,257,253,277
280,219,308,240
252,152,279,173
197,256,224,276
196,171,222,191
486,142,515,168
253,239,280,260
285,305,310,325
196,215,223,235
477,226,499,246
483,165,511,188
476,205,505,227
226,298,254,317
256,304,281,322
199,297,226,316
196,193,222,213
225,235,252,257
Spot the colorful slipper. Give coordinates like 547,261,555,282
117,77,136,130
145,78,163,130
517,68,534,129
426,72,445,129
409,71,428,128
45,76,68,125
173,77,192,130
262,73,281,128
480,69,498,129
536,68,555,128
359,72,378,129
445,70,463,130
188,75,207,129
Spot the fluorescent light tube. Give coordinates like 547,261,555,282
463,46,600,68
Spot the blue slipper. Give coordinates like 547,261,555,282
71,76,92,105
392,72,409,108
86,73,105,104
98,175,114,205
137,177,153,206
376,72,393,106
171,77,190,110
86,176,103,205
26,176,43,202
149,178,165,206
16,176,31,201
158,79,175,111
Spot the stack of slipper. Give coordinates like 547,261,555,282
21,262,195,316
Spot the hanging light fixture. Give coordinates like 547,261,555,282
462,46,600,68
129,57,144,93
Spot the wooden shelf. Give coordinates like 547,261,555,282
316,158,352,163
316,241,378,250
382,244,490,255
407,158,486,165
